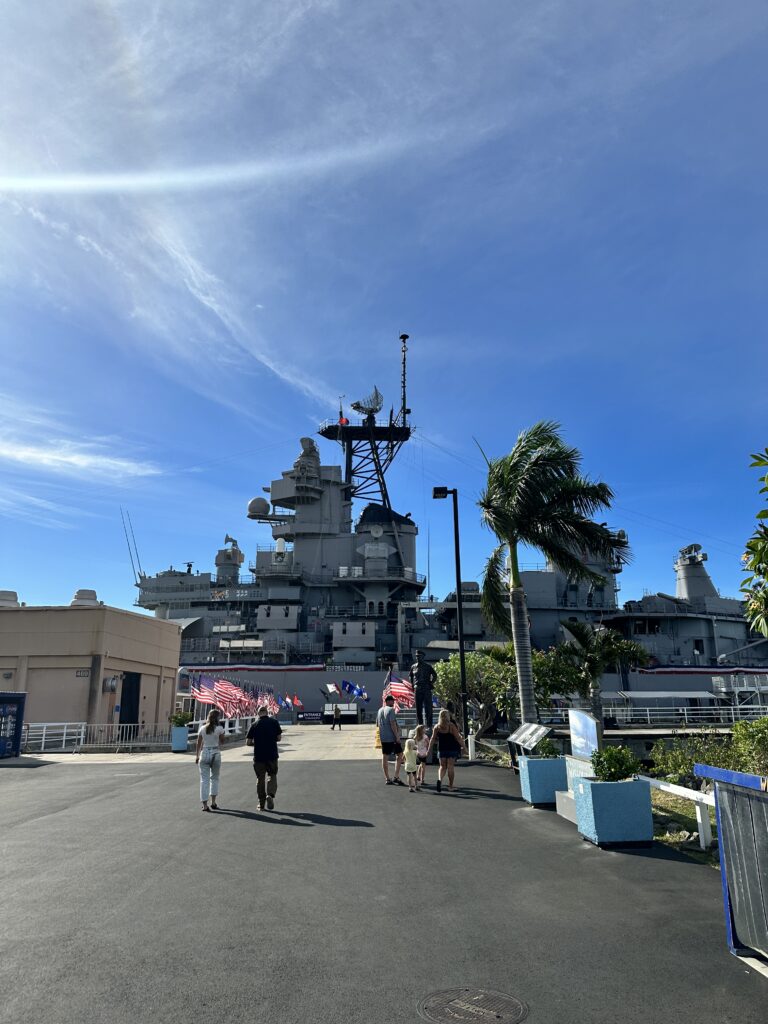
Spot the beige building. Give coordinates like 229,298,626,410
0,594,181,725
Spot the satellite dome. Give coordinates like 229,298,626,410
247,497,270,518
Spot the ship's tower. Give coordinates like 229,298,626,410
674,544,718,601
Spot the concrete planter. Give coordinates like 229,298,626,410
171,726,190,753
519,756,567,807
574,777,653,847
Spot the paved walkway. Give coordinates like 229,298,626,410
1,737,765,1024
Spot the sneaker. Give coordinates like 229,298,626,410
258,804,265,811
393,777,406,787
385,778,393,785
266,796,275,810
436,778,442,793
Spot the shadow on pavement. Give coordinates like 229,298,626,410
278,811,375,828
211,809,311,826
210,808,374,828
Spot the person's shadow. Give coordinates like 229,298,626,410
211,808,373,828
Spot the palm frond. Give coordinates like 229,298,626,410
480,543,513,639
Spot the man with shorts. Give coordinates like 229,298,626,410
246,704,282,811
376,694,405,786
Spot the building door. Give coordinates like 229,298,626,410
119,673,141,726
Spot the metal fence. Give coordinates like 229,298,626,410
22,717,258,753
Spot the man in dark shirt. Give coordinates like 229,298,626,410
410,650,437,729
246,705,283,811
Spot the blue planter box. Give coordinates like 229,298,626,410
519,756,567,807
171,726,190,753
574,777,653,847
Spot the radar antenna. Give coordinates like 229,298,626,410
350,385,383,416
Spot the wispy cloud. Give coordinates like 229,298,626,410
0,395,161,483
0,487,81,530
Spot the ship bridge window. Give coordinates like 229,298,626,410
368,601,374,615
694,639,705,654
634,620,648,635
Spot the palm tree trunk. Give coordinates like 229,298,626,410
508,545,538,723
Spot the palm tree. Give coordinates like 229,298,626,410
559,621,649,720
479,421,629,723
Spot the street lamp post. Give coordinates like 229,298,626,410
433,486,469,740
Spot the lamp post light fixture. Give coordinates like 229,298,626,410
432,486,469,741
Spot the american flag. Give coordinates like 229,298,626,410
381,670,415,709
190,677,217,707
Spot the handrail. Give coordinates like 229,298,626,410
636,774,714,850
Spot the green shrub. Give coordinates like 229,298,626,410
536,738,559,758
590,745,641,782
169,711,194,728
731,718,768,776
650,731,738,782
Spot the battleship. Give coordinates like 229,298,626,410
136,339,768,711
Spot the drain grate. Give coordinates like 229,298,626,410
417,988,528,1023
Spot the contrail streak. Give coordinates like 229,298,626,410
0,138,404,195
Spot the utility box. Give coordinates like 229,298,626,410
0,692,26,758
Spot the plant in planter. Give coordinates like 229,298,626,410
590,745,641,782
573,745,653,847
170,710,194,752
519,738,566,807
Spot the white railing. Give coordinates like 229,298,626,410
22,717,260,753
540,705,768,727
636,774,715,850
22,722,86,752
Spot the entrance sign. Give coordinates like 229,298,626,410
568,709,600,760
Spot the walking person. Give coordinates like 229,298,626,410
427,709,466,793
403,738,419,792
246,704,282,811
376,694,405,786
195,709,226,812
409,724,430,789
410,650,437,730
331,703,342,730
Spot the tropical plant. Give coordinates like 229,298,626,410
479,421,629,723
741,447,768,638
485,643,589,717
590,745,641,782
559,621,649,718
434,651,511,739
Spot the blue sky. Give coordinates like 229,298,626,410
1,1,766,611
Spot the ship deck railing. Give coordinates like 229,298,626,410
539,703,768,727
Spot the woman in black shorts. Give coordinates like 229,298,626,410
427,709,466,792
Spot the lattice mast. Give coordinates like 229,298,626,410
318,334,412,558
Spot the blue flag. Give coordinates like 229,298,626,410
277,694,285,707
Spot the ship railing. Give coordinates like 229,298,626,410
538,704,768,727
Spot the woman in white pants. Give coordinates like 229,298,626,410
195,709,225,811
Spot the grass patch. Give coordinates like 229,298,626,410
652,790,719,868
477,739,511,767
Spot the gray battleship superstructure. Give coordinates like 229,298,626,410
136,345,768,708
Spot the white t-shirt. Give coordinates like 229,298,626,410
198,724,224,748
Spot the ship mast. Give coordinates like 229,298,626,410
317,334,413,562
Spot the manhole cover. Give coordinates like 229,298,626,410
417,988,528,1023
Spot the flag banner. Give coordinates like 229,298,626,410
293,694,304,710
284,694,293,707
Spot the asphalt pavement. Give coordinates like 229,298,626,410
1,745,765,1024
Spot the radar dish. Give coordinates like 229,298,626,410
350,385,383,416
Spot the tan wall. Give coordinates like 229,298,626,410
0,606,181,724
